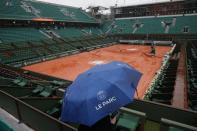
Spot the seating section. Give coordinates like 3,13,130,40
0,32,115,65
0,28,47,43
146,59,178,105
135,17,165,34
186,41,197,111
145,45,180,105
170,16,197,34
80,27,103,36
0,0,96,23
0,0,35,19
54,28,84,38
0,25,118,65
101,20,114,33
0,27,106,44
0,65,70,98
108,15,197,34
115,19,135,34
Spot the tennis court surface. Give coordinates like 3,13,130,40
23,44,172,98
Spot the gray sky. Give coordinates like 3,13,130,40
38,0,171,9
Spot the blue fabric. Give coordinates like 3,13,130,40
60,61,142,126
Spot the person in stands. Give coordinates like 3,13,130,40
78,111,119,131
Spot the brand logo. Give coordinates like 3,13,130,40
95,96,117,111
97,90,107,101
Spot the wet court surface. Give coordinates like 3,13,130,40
23,44,172,98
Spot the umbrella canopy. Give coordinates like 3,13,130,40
60,61,142,126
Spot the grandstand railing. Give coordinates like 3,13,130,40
0,90,196,131
0,90,77,131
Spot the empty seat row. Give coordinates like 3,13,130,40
146,59,178,105
186,42,197,111
0,35,116,64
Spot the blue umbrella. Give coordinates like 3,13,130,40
60,61,142,126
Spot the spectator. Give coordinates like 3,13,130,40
78,115,111,131
78,112,118,131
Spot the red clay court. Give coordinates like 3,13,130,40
23,44,171,98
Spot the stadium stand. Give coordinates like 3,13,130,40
108,15,197,35
53,27,84,38
0,0,96,23
186,41,197,111
0,0,197,130
146,59,178,105
101,20,114,33
170,15,197,34
0,30,115,65
0,0,35,20
0,27,47,43
145,45,180,105
134,17,164,34
80,27,103,36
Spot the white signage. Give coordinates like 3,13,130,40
95,96,117,111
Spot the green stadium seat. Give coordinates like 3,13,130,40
46,100,62,118
32,85,45,94
116,113,140,131
39,86,58,97
0,119,15,131
13,77,28,87
169,127,183,131
46,107,60,117
0,28,47,43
